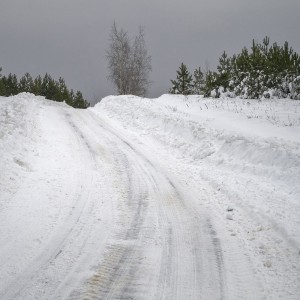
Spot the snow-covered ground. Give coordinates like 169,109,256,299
0,93,299,299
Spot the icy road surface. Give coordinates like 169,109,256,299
0,93,299,299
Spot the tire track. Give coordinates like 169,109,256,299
80,111,226,299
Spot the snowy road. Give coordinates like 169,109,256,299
0,94,299,299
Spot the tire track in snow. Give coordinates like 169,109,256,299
79,111,226,299
80,139,154,299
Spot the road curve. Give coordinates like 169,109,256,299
0,104,262,299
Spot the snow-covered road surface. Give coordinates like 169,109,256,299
0,93,299,299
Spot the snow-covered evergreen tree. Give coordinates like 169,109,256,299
209,37,300,99
216,51,231,92
193,67,204,94
169,63,194,95
19,73,34,93
202,71,219,97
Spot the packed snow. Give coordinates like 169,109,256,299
0,92,299,299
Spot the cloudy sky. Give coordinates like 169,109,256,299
1,0,299,104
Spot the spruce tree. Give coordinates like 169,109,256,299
193,67,204,94
202,71,219,97
216,51,231,91
32,75,43,95
19,73,33,92
5,74,19,96
0,67,5,95
54,77,69,102
73,91,89,108
169,63,194,95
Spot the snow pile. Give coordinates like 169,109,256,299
94,95,300,191
0,93,69,205
0,93,105,299
0,93,43,206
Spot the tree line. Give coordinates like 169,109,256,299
0,69,89,108
169,37,300,100
2,33,299,103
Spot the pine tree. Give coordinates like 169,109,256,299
19,73,33,92
216,51,231,91
202,71,219,97
0,67,5,95
32,75,43,95
69,89,75,106
73,91,90,108
169,63,193,95
54,77,69,102
193,67,204,94
41,73,57,100
4,74,19,96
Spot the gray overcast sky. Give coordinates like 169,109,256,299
1,0,300,104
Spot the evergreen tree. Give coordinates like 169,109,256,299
216,51,231,91
202,71,219,97
0,67,5,95
193,67,204,94
41,73,51,97
54,77,70,102
42,73,58,100
69,89,75,106
0,69,90,108
169,63,193,95
19,73,33,92
32,75,43,95
73,91,89,108
4,74,19,96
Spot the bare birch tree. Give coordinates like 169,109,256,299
106,22,152,96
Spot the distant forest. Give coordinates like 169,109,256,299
0,69,89,108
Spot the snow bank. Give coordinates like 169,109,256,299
94,95,300,193
0,93,69,206
0,93,42,205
